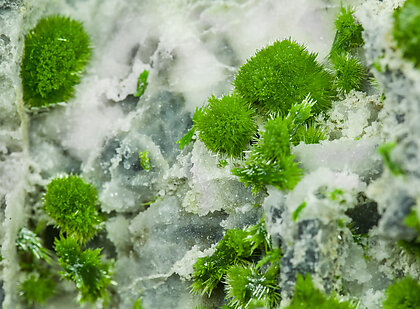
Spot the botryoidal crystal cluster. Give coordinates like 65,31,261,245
0,0,420,308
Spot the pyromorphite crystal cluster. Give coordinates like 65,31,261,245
331,7,364,54
191,219,281,308
55,237,113,303
179,38,330,193
16,15,113,306
21,15,91,108
42,175,113,304
20,275,56,305
194,94,257,157
16,227,56,305
382,277,420,309
231,101,312,193
190,224,267,297
187,5,391,309
329,6,365,94
44,175,102,243
235,38,334,115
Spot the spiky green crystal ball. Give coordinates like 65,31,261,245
21,15,91,107
234,38,334,115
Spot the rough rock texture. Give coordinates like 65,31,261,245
0,2,29,307
3,0,420,308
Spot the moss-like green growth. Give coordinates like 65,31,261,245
191,219,269,296
20,275,56,305
44,175,102,243
256,248,282,269
329,7,366,95
194,94,257,157
285,274,356,309
383,277,420,309
21,15,91,108
232,98,315,194
331,52,365,94
393,0,420,67
55,237,113,304
234,38,333,115
331,7,364,54
225,263,280,309
232,140,301,194
191,228,248,296
258,116,291,158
